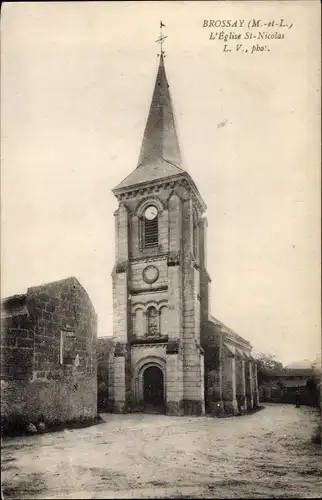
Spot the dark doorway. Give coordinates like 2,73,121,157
143,366,164,413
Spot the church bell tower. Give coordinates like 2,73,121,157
110,43,207,416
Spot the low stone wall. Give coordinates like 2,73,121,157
1,277,97,434
1,373,97,429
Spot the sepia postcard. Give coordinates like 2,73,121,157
1,1,321,499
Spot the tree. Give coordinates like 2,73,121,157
307,355,321,409
256,352,284,385
256,352,283,371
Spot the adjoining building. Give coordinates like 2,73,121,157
107,53,259,416
1,277,97,433
259,368,316,406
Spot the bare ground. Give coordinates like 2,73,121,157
1,404,321,499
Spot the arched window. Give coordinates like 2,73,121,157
133,308,145,338
147,306,159,337
159,306,169,336
143,205,159,248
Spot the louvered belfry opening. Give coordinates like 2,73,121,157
144,217,158,247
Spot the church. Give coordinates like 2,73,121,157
107,50,259,416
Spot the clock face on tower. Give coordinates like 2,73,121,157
142,265,159,284
144,205,158,220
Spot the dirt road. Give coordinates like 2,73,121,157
1,404,321,498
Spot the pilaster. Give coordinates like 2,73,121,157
165,193,184,414
166,345,184,416
199,216,208,270
182,197,204,415
207,332,224,416
222,353,238,415
236,358,247,412
113,350,126,413
167,192,183,341
245,360,254,410
253,362,259,407
112,203,130,412
117,204,129,263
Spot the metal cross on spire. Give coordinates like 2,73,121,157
155,21,167,57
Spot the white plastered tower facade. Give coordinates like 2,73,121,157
109,55,206,416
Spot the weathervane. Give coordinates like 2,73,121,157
155,21,167,57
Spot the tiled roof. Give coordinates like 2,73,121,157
270,368,313,377
208,315,251,348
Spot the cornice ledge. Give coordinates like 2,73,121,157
130,285,168,295
130,254,168,264
131,342,167,349
131,335,168,346
184,175,207,213
112,173,186,199
223,329,252,348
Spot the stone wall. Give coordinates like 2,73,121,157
130,259,168,292
201,319,259,415
0,294,34,381
201,321,221,413
97,337,114,410
1,277,97,432
181,197,204,415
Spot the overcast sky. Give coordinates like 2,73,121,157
1,1,320,365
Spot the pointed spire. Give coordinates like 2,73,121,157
137,53,181,168
113,29,187,193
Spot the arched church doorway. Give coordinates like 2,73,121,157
143,365,164,413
